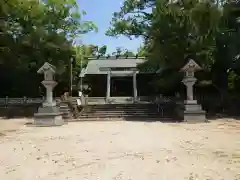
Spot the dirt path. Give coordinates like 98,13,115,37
0,118,29,136
0,119,239,180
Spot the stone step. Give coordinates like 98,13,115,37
59,105,71,110
87,105,158,109
79,113,169,118
68,117,124,122
61,115,72,119
60,113,73,119
60,109,71,112
87,109,157,113
89,107,171,111
91,106,155,109
59,102,73,120
81,113,163,117
78,117,172,121
77,103,178,120
84,108,161,112
89,104,156,107
59,105,70,108
90,105,154,107
88,109,171,113
71,117,174,121
60,110,72,113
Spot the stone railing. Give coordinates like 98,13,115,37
139,96,182,103
0,97,45,106
82,96,183,105
0,95,183,106
84,97,106,105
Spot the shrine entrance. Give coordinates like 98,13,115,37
110,77,133,97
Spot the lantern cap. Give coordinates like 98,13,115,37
180,59,202,72
37,62,56,74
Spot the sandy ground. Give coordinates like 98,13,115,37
0,118,239,180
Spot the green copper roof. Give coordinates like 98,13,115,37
80,57,146,76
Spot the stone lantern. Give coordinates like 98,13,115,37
38,63,57,107
34,62,64,126
180,59,206,123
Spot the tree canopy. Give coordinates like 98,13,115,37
2,0,240,100
0,0,96,97
107,0,240,94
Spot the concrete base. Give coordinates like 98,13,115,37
34,106,65,126
184,110,207,123
184,102,207,123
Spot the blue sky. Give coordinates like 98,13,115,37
76,0,142,54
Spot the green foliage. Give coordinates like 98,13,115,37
106,0,155,39
150,0,221,69
111,47,135,56
124,51,135,56
98,45,107,56
228,70,238,90
107,0,240,94
137,46,147,56
0,0,96,97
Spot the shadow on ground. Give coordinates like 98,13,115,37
122,111,240,122
1,104,240,121
0,105,40,119
123,116,183,123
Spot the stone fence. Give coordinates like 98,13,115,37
0,96,180,106
0,97,46,107
0,95,219,106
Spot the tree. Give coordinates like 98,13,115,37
123,50,135,56
98,45,107,56
106,0,155,39
111,47,135,56
107,0,223,93
0,0,97,96
137,46,147,56
212,0,240,93
73,44,108,88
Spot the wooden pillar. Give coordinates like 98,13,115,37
133,71,137,101
106,71,111,101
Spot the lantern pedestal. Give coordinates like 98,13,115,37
34,103,65,127
33,62,65,127
184,100,206,123
34,110,64,126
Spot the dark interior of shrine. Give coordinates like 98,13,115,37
84,74,158,97
110,76,133,96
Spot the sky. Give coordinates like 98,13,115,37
76,0,143,54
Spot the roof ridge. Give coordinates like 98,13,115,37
87,56,145,60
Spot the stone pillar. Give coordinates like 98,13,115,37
106,71,111,101
133,71,137,101
182,78,197,103
42,81,57,107
46,86,53,104
186,82,194,101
